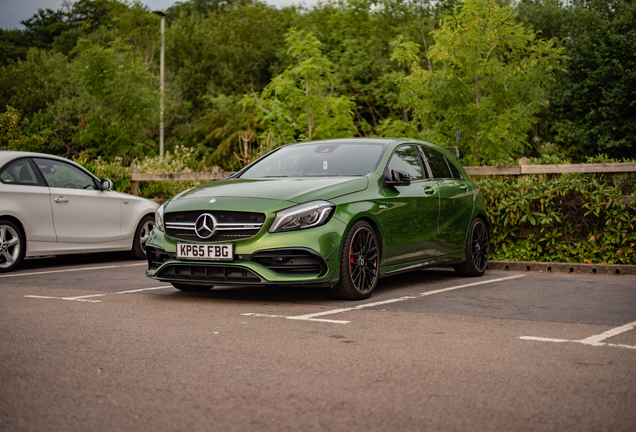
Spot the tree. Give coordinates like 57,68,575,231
26,38,159,159
0,106,43,150
385,0,563,162
550,1,636,159
242,29,356,144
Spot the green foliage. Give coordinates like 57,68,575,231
0,48,70,118
26,37,159,159
478,156,636,264
385,0,564,163
298,0,458,136
242,29,356,144
0,106,44,150
133,145,204,198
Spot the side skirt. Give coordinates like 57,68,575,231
380,253,465,278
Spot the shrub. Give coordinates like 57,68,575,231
477,156,636,264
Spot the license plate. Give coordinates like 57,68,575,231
176,243,234,261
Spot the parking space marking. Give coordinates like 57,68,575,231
242,274,526,324
24,294,107,303
24,286,170,303
2,263,147,278
520,320,636,350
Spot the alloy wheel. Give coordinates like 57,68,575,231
348,226,379,293
471,220,489,272
0,224,21,270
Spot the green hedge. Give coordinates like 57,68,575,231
476,156,636,265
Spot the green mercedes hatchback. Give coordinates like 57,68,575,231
146,138,490,300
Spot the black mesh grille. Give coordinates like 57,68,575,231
165,210,265,242
156,264,262,284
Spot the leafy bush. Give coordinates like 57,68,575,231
76,146,205,199
477,156,636,264
133,145,204,199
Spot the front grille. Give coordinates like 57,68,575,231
252,248,327,276
165,210,266,242
156,264,262,284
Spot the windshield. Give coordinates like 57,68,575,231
239,143,386,178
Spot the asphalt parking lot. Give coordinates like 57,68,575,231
1,253,635,432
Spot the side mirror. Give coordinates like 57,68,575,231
100,178,112,191
385,169,411,187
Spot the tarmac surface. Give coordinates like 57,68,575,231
1,253,635,431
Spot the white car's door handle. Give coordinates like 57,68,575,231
54,197,69,203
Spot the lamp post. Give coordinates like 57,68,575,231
153,10,166,157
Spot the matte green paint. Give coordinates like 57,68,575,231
146,138,488,287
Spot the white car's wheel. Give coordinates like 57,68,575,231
130,215,155,260
0,220,26,273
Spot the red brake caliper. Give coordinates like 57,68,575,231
350,246,354,271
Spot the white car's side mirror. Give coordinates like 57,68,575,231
101,178,112,191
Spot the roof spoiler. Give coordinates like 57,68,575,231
445,146,461,159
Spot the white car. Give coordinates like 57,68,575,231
0,151,159,272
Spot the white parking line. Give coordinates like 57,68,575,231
24,286,170,302
24,294,107,303
2,263,147,278
242,274,526,324
520,320,636,350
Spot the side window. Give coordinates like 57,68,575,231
423,148,452,179
446,157,464,179
387,145,427,181
0,159,42,186
33,158,97,190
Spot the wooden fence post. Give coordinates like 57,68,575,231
131,167,140,196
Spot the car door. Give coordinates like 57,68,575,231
33,158,122,244
0,158,57,242
420,147,474,256
380,144,439,266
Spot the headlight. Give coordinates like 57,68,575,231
155,203,165,232
269,201,335,233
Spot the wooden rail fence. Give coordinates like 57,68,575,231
130,159,636,196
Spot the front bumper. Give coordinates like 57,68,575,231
145,216,346,288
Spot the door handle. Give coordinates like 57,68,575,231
54,197,68,203
459,185,468,191
423,186,436,196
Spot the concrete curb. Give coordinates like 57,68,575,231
488,260,636,276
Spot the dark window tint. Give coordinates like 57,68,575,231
446,158,463,179
0,159,42,186
423,148,452,179
387,145,426,181
34,158,97,189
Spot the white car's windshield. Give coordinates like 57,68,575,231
239,143,386,178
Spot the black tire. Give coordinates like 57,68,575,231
454,217,489,277
0,219,26,273
130,215,155,260
328,220,380,300
171,283,213,292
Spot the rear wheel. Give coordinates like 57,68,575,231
171,283,213,292
328,220,380,300
454,218,489,277
0,219,26,273
130,215,155,259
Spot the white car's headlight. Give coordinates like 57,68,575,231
155,203,165,232
269,201,335,233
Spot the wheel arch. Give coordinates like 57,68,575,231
0,215,27,241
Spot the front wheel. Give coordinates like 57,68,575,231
0,219,26,273
171,283,213,292
130,215,155,260
454,218,489,277
328,220,380,300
